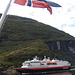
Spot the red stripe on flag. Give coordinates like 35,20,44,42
47,5,52,14
14,0,27,5
32,1,47,8
32,1,52,14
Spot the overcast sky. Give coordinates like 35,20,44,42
0,0,75,37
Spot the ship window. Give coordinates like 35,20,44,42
31,62,40,63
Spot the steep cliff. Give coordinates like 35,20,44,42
45,40,75,63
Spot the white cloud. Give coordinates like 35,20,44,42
61,25,75,37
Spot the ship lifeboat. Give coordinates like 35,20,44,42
41,63,44,65
47,62,57,65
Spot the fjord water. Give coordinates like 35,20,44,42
0,69,75,75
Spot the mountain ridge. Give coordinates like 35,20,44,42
0,15,75,71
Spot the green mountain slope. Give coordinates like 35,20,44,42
0,15,75,70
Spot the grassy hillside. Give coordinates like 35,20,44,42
0,15,75,70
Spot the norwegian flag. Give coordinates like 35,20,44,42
14,0,52,14
14,0,27,5
37,0,61,7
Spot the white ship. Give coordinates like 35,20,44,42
14,56,71,74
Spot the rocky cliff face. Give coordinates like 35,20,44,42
45,40,75,63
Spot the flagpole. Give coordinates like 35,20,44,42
0,0,12,32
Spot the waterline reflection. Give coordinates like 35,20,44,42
22,71,72,75
46,71,72,75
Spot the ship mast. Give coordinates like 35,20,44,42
0,0,12,32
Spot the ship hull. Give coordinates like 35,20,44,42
15,66,71,74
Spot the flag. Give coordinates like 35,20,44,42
46,1,61,7
37,0,61,7
32,1,52,14
14,0,52,14
14,0,27,5
27,0,31,6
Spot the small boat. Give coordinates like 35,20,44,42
14,56,71,74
